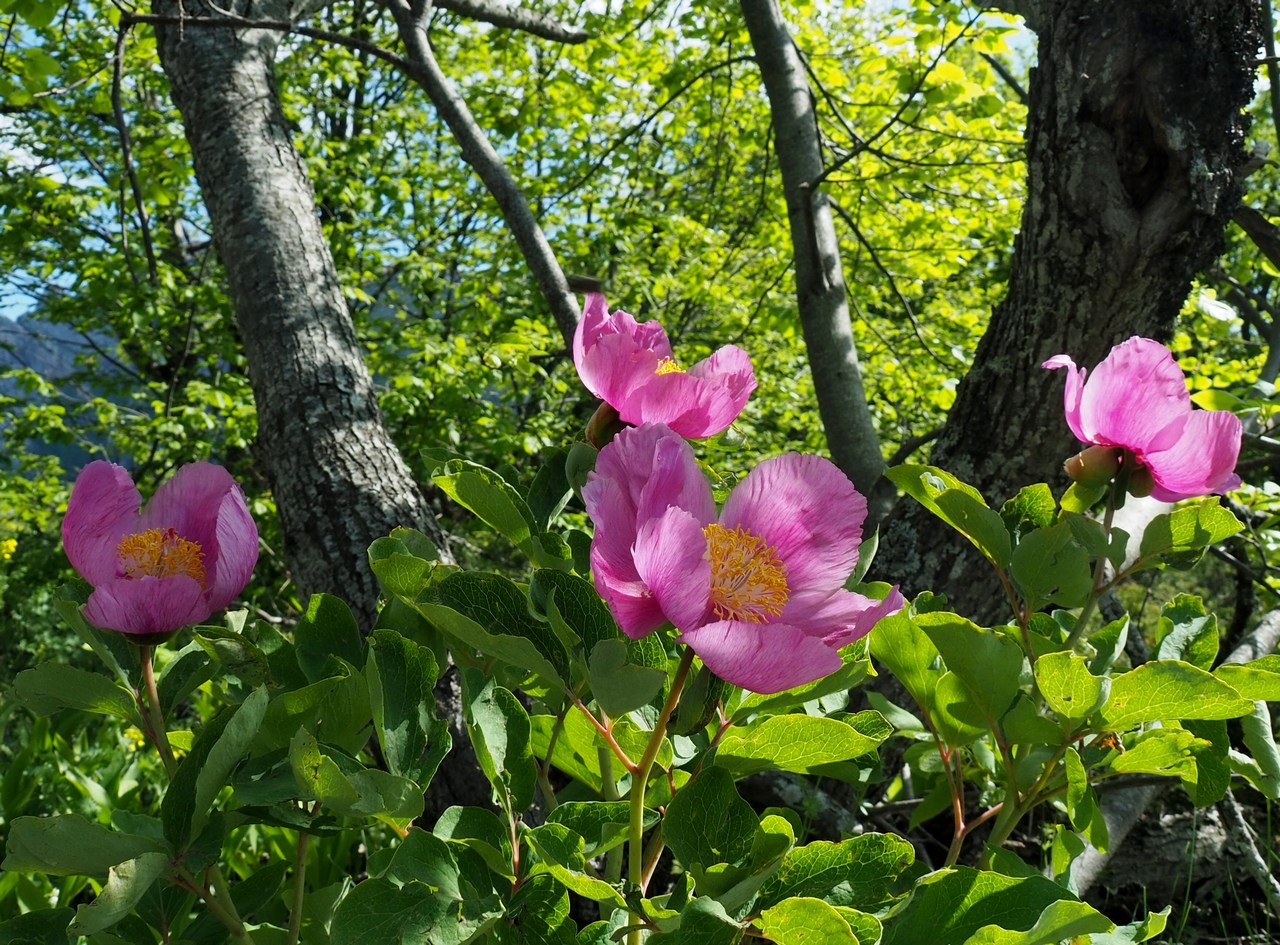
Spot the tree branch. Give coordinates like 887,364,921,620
435,0,586,44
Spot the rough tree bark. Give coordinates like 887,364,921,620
152,0,448,628
876,0,1260,620
739,0,884,497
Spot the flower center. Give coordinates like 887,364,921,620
703,523,789,622
117,527,206,587
655,356,684,376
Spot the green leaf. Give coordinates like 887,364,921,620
965,898,1113,944
525,823,628,908
2,814,169,876
647,896,743,944
423,571,569,690
1134,500,1242,570
1000,483,1056,534
1009,522,1092,609
1098,661,1254,728
530,569,621,656
156,642,214,716
868,611,943,716
880,867,1084,945
918,613,1025,721
1087,908,1169,943
671,662,728,736
1064,748,1107,851
714,714,889,777
1214,654,1280,700
1110,728,1199,778
547,802,656,858
54,584,139,688
434,459,538,554
663,766,757,869
757,833,914,911
1181,719,1233,805
1153,595,1217,669
529,712,604,793
587,638,666,717
68,852,169,937
386,828,463,900
758,897,860,944
163,687,269,847
1033,651,1106,724
465,671,537,813
527,446,574,530
1237,703,1280,799
295,594,364,683
193,625,270,687
366,630,445,785
369,527,440,599
330,878,455,945
887,465,1011,569
11,663,141,726
0,908,75,945
289,729,424,827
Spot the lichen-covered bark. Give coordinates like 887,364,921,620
876,0,1259,620
152,0,448,627
739,0,884,496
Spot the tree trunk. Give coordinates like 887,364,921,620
152,0,449,628
876,0,1259,621
739,0,884,498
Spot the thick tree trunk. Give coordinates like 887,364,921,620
877,0,1259,621
739,0,884,497
152,0,449,627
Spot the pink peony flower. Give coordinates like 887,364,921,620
573,292,756,439
62,461,259,641
1043,337,1242,501
582,424,904,694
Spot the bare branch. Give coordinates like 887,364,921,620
436,0,586,44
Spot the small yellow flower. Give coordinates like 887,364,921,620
0,538,15,560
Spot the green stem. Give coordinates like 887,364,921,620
176,866,255,945
139,645,177,778
286,830,310,945
626,648,696,945
599,739,624,884
1064,477,1124,653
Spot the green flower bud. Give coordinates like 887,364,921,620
1064,444,1124,487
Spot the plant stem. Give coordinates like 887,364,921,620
176,866,255,945
1064,477,1123,653
286,830,310,945
139,645,177,777
626,648,696,945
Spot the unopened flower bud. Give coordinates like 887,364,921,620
1126,464,1155,498
585,401,627,449
1064,445,1124,486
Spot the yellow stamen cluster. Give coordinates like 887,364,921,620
655,356,684,376
703,523,789,622
117,527,207,587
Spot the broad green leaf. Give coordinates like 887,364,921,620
527,446,574,529
1110,728,1199,778
1214,654,1280,700
294,594,363,683
1098,661,1254,728
1134,500,1242,570
0,908,75,945
366,630,444,785
434,459,538,554
68,852,169,937
369,527,439,599
886,465,1011,569
868,611,943,714
1182,719,1233,805
918,613,1024,721
329,878,455,945
1237,704,1280,799
54,584,139,688
715,714,889,777
530,569,620,656
1009,522,1092,608
422,571,569,690
663,766,757,869
1034,651,1106,724
529,711,604,793
386,828,463,900
1088,908,1169,943
880,867,1083,945
547,802,657,858
2,814,169,876
434,805,512,879
586,638,666,717
156,642,214,716
192,625,270,687
163,687,269,847
1000,483,1056,534
465,672,537,813
757,833,914,911
11,663,141,726
758,897,860,944
289,729,423,827
647,896,743,944
932,672,989,746
1064,748,1107,851
501,872,576,944
525,823,628,908
965,898,1113,944
671,662,729,736
1153,595,1217,669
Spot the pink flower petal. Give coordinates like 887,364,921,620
1078,338,1191,453
84,575,210,636
1042,354,1088,443
1146,409,1244,501
627,368,747,439
589,545,668,639
208,481,260,611
719,454,865,596
62,461,143,586
680,620,843,693
633,507,712,631
574,294,674,403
